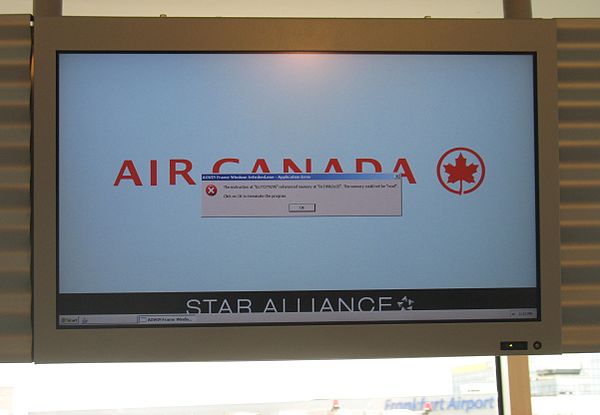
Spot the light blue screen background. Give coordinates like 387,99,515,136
58,53,537,293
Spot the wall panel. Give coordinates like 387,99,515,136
0,14,31,362
558,19,600,352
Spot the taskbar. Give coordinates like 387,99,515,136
58,308,537,327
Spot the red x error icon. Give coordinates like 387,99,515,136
205,184,218,196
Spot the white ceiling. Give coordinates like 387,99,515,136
0,0,599,18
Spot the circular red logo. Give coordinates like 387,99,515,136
205,184,218,196
436,147,485,195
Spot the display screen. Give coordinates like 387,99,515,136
57,52,539,327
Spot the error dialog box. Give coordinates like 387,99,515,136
201,173,402,217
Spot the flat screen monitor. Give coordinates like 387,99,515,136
33,17,561,362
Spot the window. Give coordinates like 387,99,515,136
0,357,499,415
530,353,600,415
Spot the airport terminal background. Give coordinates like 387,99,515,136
1,1,600,415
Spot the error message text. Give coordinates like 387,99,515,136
201,173,402,217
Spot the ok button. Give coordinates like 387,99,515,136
289,203,316,213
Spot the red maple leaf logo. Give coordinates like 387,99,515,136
443,153,479,195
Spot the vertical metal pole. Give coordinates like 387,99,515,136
33,0,63,17
495,356,506,415
500,356,534,415
503,0,532,18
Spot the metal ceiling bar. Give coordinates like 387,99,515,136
503,0,532,19
33,0,62,17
